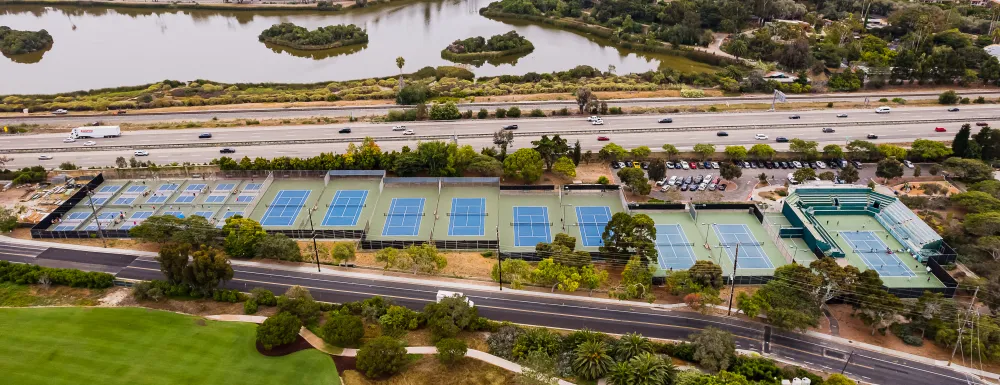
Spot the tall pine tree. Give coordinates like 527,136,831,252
953,123,971,158
572,140,582,166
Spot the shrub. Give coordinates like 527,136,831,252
477,108,489,119
938,90,959,105
277,285,321,324
597,176,610,184
213,289,248,303
251,288,278,306
321,313,365,347
436,338,468,366
487,324,524,360
680,88,705,98
609,107,623,114
507,106,522,117
892,97,906,104
0,261,114,289
481,251,495,257
356,336,408,378
529,109,545,117
244,298,259,314
495,108,507,118
256,311,302,350
378,305,421,337
878,98,888,102
513,327,563,359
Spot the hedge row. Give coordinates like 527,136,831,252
0,260,115,289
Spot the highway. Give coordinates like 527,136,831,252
0,105,983,168
2,90,999,127
0,238,987,385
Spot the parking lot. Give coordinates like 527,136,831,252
612,159,906,202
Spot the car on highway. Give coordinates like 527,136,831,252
935,127,947,132
658,118,673,123
83,141,97,146
52,109,68,115
134,150,149,156
220,148,236,154
403,129,415,135
822,127,835,133
116,110,127,115
948,107,960,112
611,162,620,169
977,122,990,126
199,133,212,139
62,137,76,143
755,134,768,140
875,106,891,113
392,125,407,131
867,133,879,139
587,116,601,122
717,131,728,136
591,119,604,125
775,136,789,142
38,155,53,160
339,128,352,133
837,113,848,118
502,124,518,130
789,115,801,119
597,136,610,141
904,160,914,168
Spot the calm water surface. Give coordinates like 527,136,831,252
0,1,708,94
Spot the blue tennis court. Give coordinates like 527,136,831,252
513,206,552,246
260,190,310,226
113,197,135,205
215,183,236,191
66,212,90,221
174,195,195,203
575,206,612,247
713,224,773,269
236,195,255,203
87,197,108,206
448,198,486,236
129,211,153,220
194,211,214,218
146,195,168,204
205,195,227,203
157,183,179,191
322,190,369,226
98,186,121,193
185,184,207,191
841,231,915,277
126,185,148,193
53,225,77,231
381,198,425,236
655,224,697,270
244,183,262,191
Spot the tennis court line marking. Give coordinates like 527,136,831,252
713,224,774,269
382,197,425,236
512,206,551,247
448,197,487,237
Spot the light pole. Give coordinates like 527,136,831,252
85,188,107,248
560,204,573,231
307,206,321,272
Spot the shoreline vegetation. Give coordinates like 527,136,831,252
439,31,534,65
0,26,53,57
0,0,377,12
258,23,368,51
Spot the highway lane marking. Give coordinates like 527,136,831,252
0,251,41,258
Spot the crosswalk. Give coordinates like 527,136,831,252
0,240,49,259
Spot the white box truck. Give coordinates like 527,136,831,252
71,126,121,139
436,290,474,307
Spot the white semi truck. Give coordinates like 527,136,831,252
70,126,121,139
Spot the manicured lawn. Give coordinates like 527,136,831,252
0,307,339,385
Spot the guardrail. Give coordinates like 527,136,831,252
2,116,994,154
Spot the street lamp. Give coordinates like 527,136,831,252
560,203,573,231
85,187,107,248
306,205,321,272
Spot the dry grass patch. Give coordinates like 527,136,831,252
342,355,513,385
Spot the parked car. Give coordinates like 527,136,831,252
625,161,634,168
502,125,518,130
703,174,713,182
866,133,879,139
665,161,674,169
852,160,863,169
668,176,677,185
339,128,352,133
134,150,149,156
755,134,769,140
220,148,236,154
792,161,803,168
52,109,68,115
816,161,826,169
38,155,53,160
633,162,642,169
948,107,960,112
708,183,717,191
658,118,673,123
775,136,789,142
683,176,693,184
935,127,947,132
717,131,729,136
977,122,990,127
742,161,751,168
789,115,801,119
837,113,848,118
689,162,698,169
702,161,711,169
597,136,610,141
711,162,719,169
903,160,914,168
680,184,689,191
611,162,621,169
718,184,728,191
698,183,708,191
641,162,649,170
618,162,626,169
822,127,836,133
681,161,690,170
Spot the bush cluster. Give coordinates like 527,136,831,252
0,261,114,288
258,23,368,50
0,26,53,56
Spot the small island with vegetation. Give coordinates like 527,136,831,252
440,31,534,63
258,22,368,51
0,26,54,56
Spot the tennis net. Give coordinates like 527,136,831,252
717,241,764,247
447,212,488,216
384,212,425,217
655,242,695,247
511,222,553,227
328,203,365,208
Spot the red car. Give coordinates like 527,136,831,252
597,136,610,141
935,127,947,132
977,122,990,127
689,162,699,169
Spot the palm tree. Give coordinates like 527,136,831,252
572,341,614,380
396,56,405,75
611,332,652,361
627,352,677,385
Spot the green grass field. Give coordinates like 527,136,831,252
0,307,340,385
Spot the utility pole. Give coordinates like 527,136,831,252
307,206,320,272
85,188,107,248
840,350,855,374
497,225,502,291
949,286,979,366
727,243,740,316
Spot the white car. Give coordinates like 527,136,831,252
587,116,601,122
436,290,474,307
755,134,768,140
903,160,914,168
680,161,690,170
656,179,666,186
52,109,68,115
403,129,415,135
134,150,149,156
703,174,713,182
83,141,97,146
668,176,677,185
875,106,891,113
38,155,53,160
711,162,719,169
591,119,604,125
391,125,406,131
62,137,76,143
816,161,827,169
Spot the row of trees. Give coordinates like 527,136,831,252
493,233,610,293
